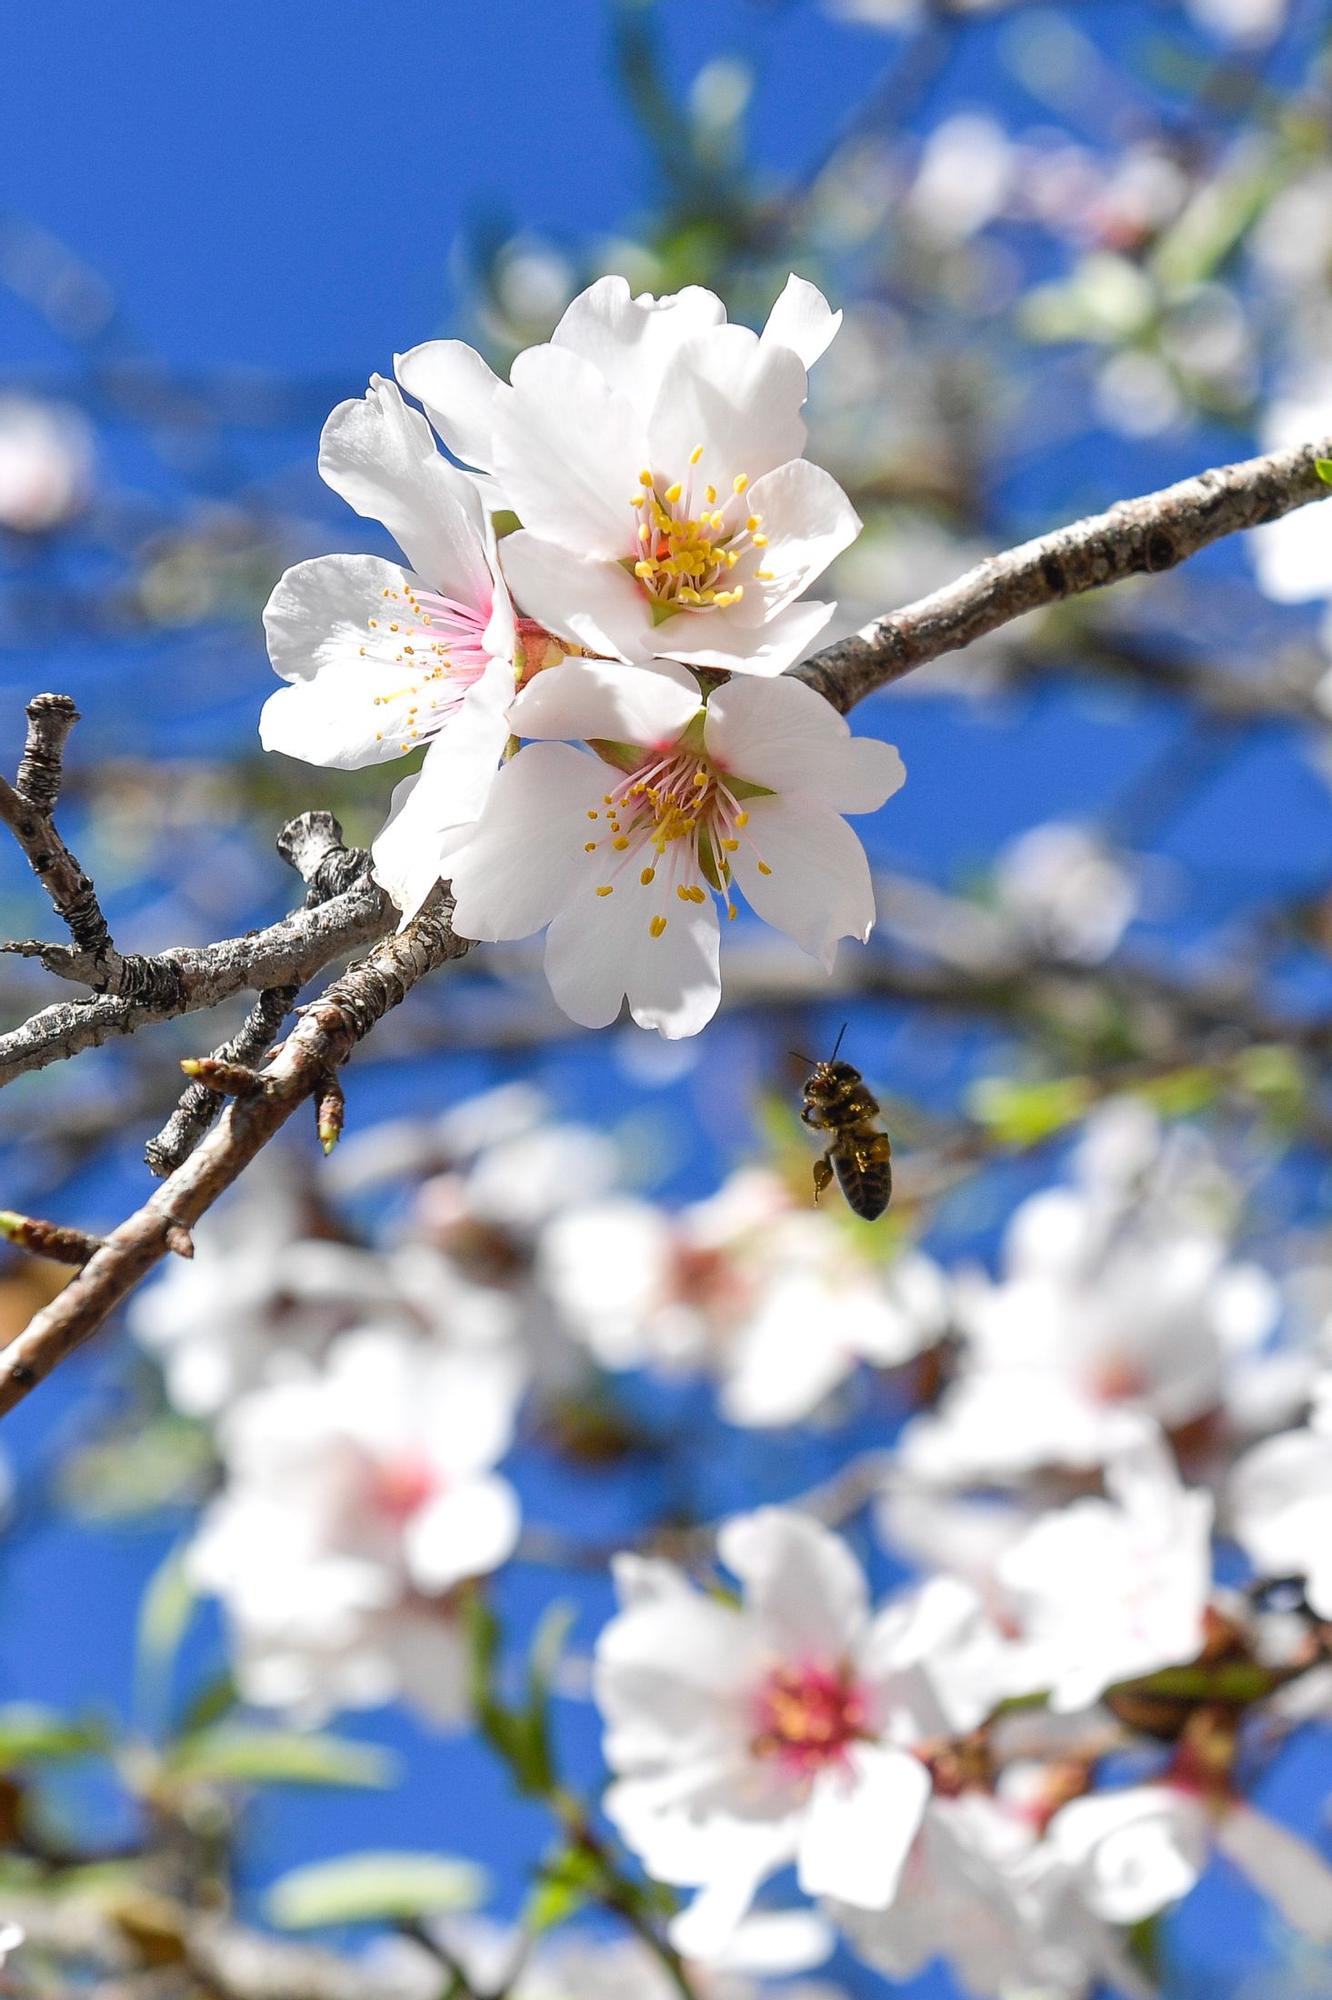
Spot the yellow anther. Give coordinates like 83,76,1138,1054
727,902,737,920
665,482,683,504
692,770,708,787
650,915,668,938
754,569,774,581
752,533,768,548
630,492,646,508
690,885,708,903
587,809,598,821
733,473,749,494
584,842,597,853
705,484,717,505
358,646,366,657
368,618,378,628
735,810,749,827
638,523,651,543
711,511,726,531
758,861,772,876
721,837,738,852
634,560,655,580
689,443,705,464
676,884,692,903
612,836,629,851
638,467,654,487
640,866,656,885
730,584,744,601
596,885,614,897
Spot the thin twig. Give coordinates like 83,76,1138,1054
0,896,470,1417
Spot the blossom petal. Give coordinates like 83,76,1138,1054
492,346,645,555
798,1744,931,1907
371,657,516,920
447,742,601,941
730,460,862,617
551,277,727,419
319,377,496,607
706,671,905,811
395,338,506,476
543,883,721,1038
499,530,657,663
718,1508,868,1658
1216,1802,1332,1941
761,275,843,371
729,796,876,970
508,655,700,748
656,595,837,676
260,555,448,769
405,1475,521,1594
647,324,808,490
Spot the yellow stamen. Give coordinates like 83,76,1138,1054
689,443,704,465
735,811,749,827
584,842,597,853
758,861,772,876
727,903,737,920
638,467,654,487
721,837,738,852
650,915,668,938
664,481,683,504
596,885,614,897
733,473,749,494
640,866,655,885
612,836,629,851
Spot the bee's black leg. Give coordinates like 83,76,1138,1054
800,1104,824,1130
813,1154,834,1204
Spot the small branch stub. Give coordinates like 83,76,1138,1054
315,1069,345,1155
0,1211,104,1268
178,1057,269,1097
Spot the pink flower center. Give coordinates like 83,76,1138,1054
362,582,495,753
372,1452,440,1522
627,453,774,614
751,1661,869,1777
581,739,774,941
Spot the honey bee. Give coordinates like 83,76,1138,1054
797,1025,892,1220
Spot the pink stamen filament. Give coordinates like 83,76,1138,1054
364,584,494,749
751,1661,869,1778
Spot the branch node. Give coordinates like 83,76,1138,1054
178,1057,268,1097
15,693,79,812
164,1224,195,1261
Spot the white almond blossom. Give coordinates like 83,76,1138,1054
190,1327,523,1724
397,274,860,675
1228,1375,1332,1617
899,1098,1280,1483
0,395,93,534
997,1428,1214,1712
128,1169,518,1420
540,1166,949,1425
447,658,903,1038
992,821,1138,964
596,1508,1013,1961
831,1788,1154,2000
1050,1783,1332,1945
257,374,538,920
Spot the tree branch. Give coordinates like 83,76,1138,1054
793,433,1332,712
0,897,471,1417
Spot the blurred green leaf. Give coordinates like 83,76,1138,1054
267,1852,487,1929
134,1543,197,1734
1316,459,1332,487
967,1074,1095,1147
0,1703,106,1768
163,1727,399,1791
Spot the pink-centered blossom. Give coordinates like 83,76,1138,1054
595,1508,1013,1960
258,375,550,920
397,275,861,675
446,659,904,1038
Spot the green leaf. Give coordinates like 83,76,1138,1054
174,1671,238,1740
0,1704,105,1767
163,1727,399,1791
967,1074,1095,1147
134,1543,197,1733
523,1841,605,1936
1316,459,1332,488
267,1852,487,1930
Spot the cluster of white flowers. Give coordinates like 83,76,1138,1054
128,1078,1332,1993
261,276,904,1038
